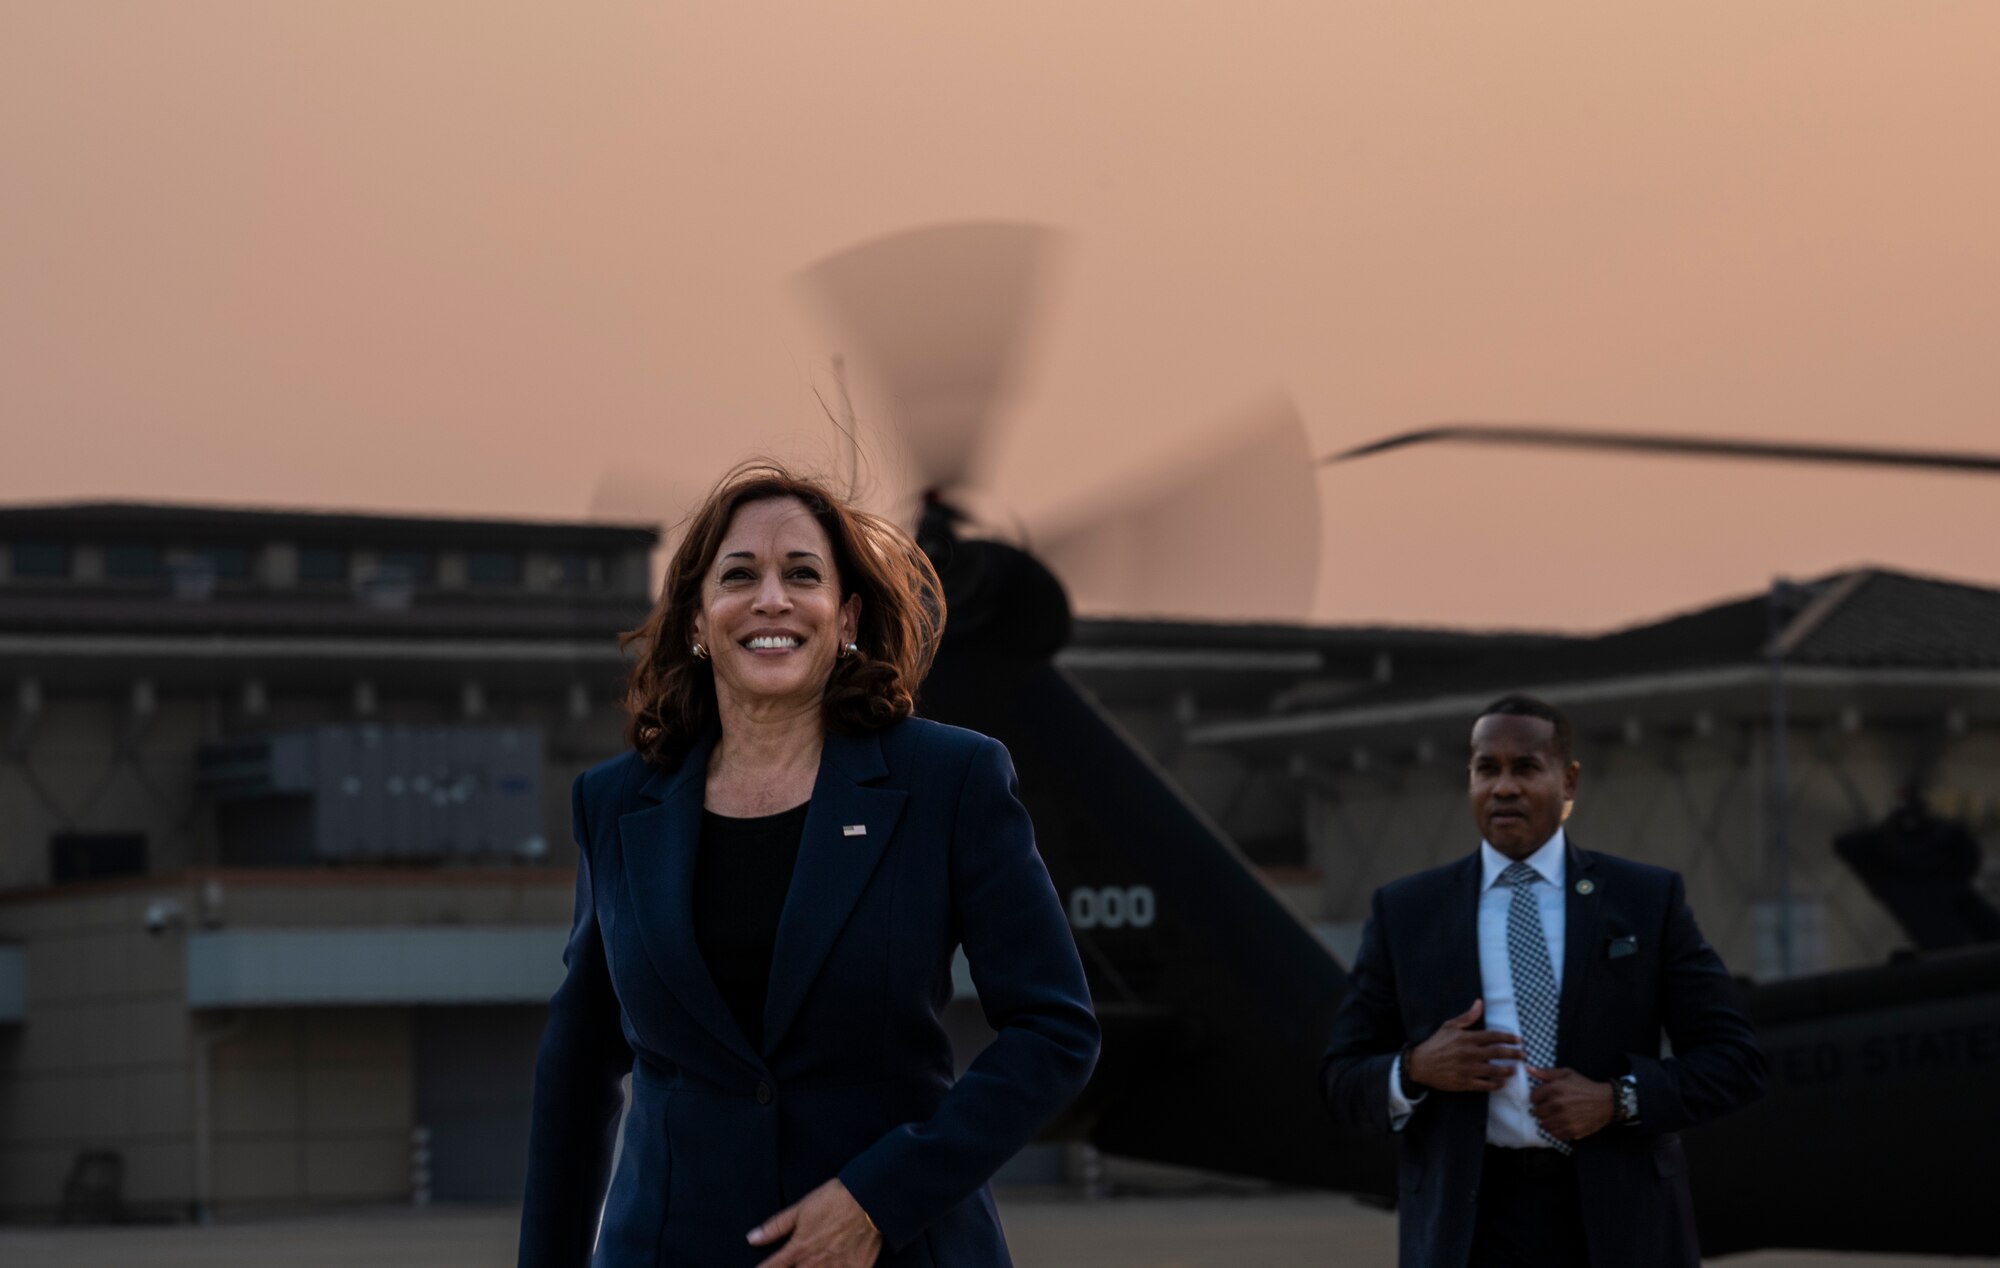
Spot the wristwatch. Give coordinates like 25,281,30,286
1613,1074,1640,1126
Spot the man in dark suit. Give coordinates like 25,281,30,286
1321,694,1765,1267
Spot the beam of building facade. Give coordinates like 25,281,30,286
182,928,981,1009
1191,665,2000,750
0,946,22,1022
186,928,571,1007
0,634,623,665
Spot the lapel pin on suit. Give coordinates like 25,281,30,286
1575,878,1595,895
842,823,867,837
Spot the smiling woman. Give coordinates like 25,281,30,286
619,462,944,770
519,461,1099,1268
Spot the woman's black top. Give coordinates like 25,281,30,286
693,801,809,1052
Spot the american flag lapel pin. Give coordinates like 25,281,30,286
842,824,867,837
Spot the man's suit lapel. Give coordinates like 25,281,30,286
1556,836,1601,1057
762,729,906,1058
1442,852,1484,1019
1430,853,1489,1156
616,731,764,1071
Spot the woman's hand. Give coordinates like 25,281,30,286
748,1177,883,1267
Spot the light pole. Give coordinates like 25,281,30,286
1767,577,1795,978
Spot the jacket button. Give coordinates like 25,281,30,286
755,1081,773,1105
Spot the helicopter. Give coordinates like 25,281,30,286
613,221,2000,1258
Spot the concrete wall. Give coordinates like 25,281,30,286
0,695,213,890
210,874,576,931
0,883,197,1219
209,1007,414,1211
0,874,576,1220
0,671,622,1219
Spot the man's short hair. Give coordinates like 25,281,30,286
1474,694,1574,763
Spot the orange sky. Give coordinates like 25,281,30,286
3,3,1996,631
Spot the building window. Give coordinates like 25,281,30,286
552,552,598,589
467,550,520,586
376,549,433,583
104,544,164,579
50,832,148,883
11,541,70,578
193,544,252,579
299,546,348,583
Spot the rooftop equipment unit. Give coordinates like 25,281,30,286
198,725,546,865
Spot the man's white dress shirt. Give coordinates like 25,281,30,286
1387,828,1568,1149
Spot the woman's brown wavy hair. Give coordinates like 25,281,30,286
619,461,945,768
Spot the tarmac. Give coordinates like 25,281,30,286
0,1194,1988,1268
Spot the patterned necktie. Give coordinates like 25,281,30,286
1503,860,1571,1154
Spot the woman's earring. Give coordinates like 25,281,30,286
690,641,709,660
841,641,860,659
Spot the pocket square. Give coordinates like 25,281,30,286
1607,934,1639,960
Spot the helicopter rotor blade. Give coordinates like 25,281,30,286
1327,424,2000,475
1033,396,1322,622
795,222,1061,493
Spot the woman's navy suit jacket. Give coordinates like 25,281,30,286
517,717,1100,1267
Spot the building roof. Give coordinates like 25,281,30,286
1783,570,2000,670
0,590,651,640
1298,566,2000,706
1068,616,1560,655
1062,616,1569,708
1188,567,2000,752
0,500,660,550
0,502,660,692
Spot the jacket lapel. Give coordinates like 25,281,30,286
760,729,907,1058
1556,836,1600,1058
616,732,764,1071
1441,851,1485,1022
